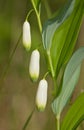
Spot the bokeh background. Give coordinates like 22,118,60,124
0,0,84,130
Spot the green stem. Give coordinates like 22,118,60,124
36,13,42,33
43,71,50,79
31,0,42,33
47,51,55,78
56,115,60,130
0,33,22,85
22,109,35,130
52,78,57,97
26,9,34,21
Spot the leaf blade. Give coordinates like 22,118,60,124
61,93,84,130
42,0,84,77
42,0,76,50
52,47,84,115
57,1,84,75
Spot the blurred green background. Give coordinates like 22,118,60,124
0,0,84,130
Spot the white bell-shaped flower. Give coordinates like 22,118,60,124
29,49,40,81
23,20,31,51
36,79,48,111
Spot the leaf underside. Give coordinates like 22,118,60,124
42,0,84,77
52,47,84,115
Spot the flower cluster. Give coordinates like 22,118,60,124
22,20,48,111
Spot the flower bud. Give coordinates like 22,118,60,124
23,21,31,51
29,49,40,82
36,79,48,111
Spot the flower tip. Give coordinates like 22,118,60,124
30,74,39,82
36,105,45,112
23,42,31,51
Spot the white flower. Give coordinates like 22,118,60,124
36,79,48,111
29,49,40,81
23,21,31,51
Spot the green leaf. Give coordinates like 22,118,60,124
52,47,84,116
31,0,41,13
57,1,84,75
42,0,75,50
61,93,84,130
42,0,84,77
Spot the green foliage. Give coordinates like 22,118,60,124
52,47,84,116
57,0,84,75
42,0,84,77
42,0,75,50
0,0,84,129
61,93,84,130
24,0,84,129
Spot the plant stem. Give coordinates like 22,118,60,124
26,9,34,21
47,51,55,78
31,0,42,33
36,13,42,33
0,33,22,86
56,115,60,130
43,71,50,79
52,78,57,97
22,108,35,130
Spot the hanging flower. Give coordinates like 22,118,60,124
36,79,48,111
29,49,40,82
23,20,31,51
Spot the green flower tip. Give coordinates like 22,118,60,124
30,74,39,82
36,105,45,112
